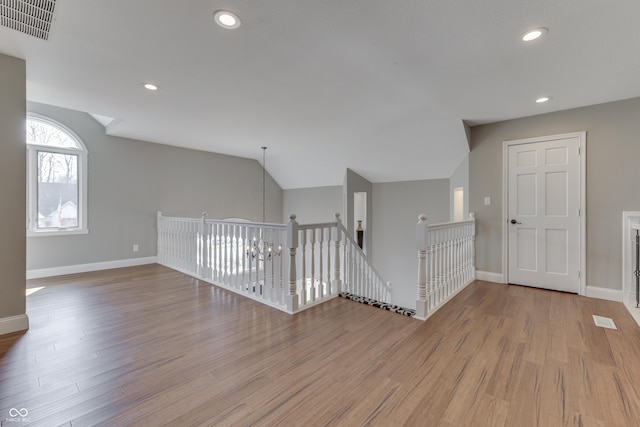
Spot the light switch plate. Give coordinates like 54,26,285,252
484,196,491,206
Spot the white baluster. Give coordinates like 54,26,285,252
179,220,184,271
333,214,342,295
268,228,275,301
300,229,307,305
344,238,350,294
438,230,442,303
448,227,454,293
310,227,316,302
239,225,245,287
232,225,238,288
247,229,254,292
318,227,324,299
213,223,218,282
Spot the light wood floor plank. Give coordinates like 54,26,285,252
1,266,640,426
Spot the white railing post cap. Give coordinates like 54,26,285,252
417,214,428,250
287,214,298,248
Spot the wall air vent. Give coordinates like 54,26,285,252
0,0,57,41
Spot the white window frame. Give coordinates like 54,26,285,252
26,113,89,236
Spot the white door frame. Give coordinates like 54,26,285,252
501,131,587,295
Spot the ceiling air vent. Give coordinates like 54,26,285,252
0,0,57,41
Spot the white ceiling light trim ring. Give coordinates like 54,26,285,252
214,10,241,29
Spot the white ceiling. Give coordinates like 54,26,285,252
1,0,639,189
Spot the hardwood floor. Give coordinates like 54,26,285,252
2,264,640,426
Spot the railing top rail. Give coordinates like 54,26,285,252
298,221,337,230
157,215,200,223
157,213,286,229
206,219,287,229
427,218,475,230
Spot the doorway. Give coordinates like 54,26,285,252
354,192,367,253
502,132,586,294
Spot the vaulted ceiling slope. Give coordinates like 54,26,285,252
1,0,639,189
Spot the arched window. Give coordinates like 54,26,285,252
26,114,88,235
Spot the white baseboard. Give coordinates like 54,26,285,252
585,286,623,302
27,256,158,279
476,271,504,283
0,314,29,335
623,301,640,328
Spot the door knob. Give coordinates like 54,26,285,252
510,219,521,225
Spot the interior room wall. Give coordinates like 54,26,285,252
469,97,640,290
0,53,28,333
371,179,450,309
282,186,342,224
27,102,283,272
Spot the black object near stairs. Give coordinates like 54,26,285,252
339,292,416,317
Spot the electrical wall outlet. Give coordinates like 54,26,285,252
133,244,139,252
484,196,491,206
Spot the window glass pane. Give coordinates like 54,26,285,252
37,151,78,229
27,119,81,149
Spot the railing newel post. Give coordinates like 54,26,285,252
199,212,208,279
286,214,299,313
469,212,476,280
416,214,429,319
157,211,163,265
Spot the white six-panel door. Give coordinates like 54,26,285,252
507,135,582,293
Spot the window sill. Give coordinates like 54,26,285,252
27,228,89,237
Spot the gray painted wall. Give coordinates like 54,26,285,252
449,154,469,221
0,54,27,321
371,179,450,309
469,97,640,290
27,102,283,271
283,186,342,224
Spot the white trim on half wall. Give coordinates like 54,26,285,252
0,314,29,335
585,286,623,302
26,257,157,279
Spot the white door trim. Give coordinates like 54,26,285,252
501,131,587,295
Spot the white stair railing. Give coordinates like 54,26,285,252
158,212,289,310
415,213,476,320
157,211,475,318
336,221,392,303
157,212,391,314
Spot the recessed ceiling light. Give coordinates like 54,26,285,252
142,83,159,91
522,27,548,42
214,10,241,29
536,96,552,103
